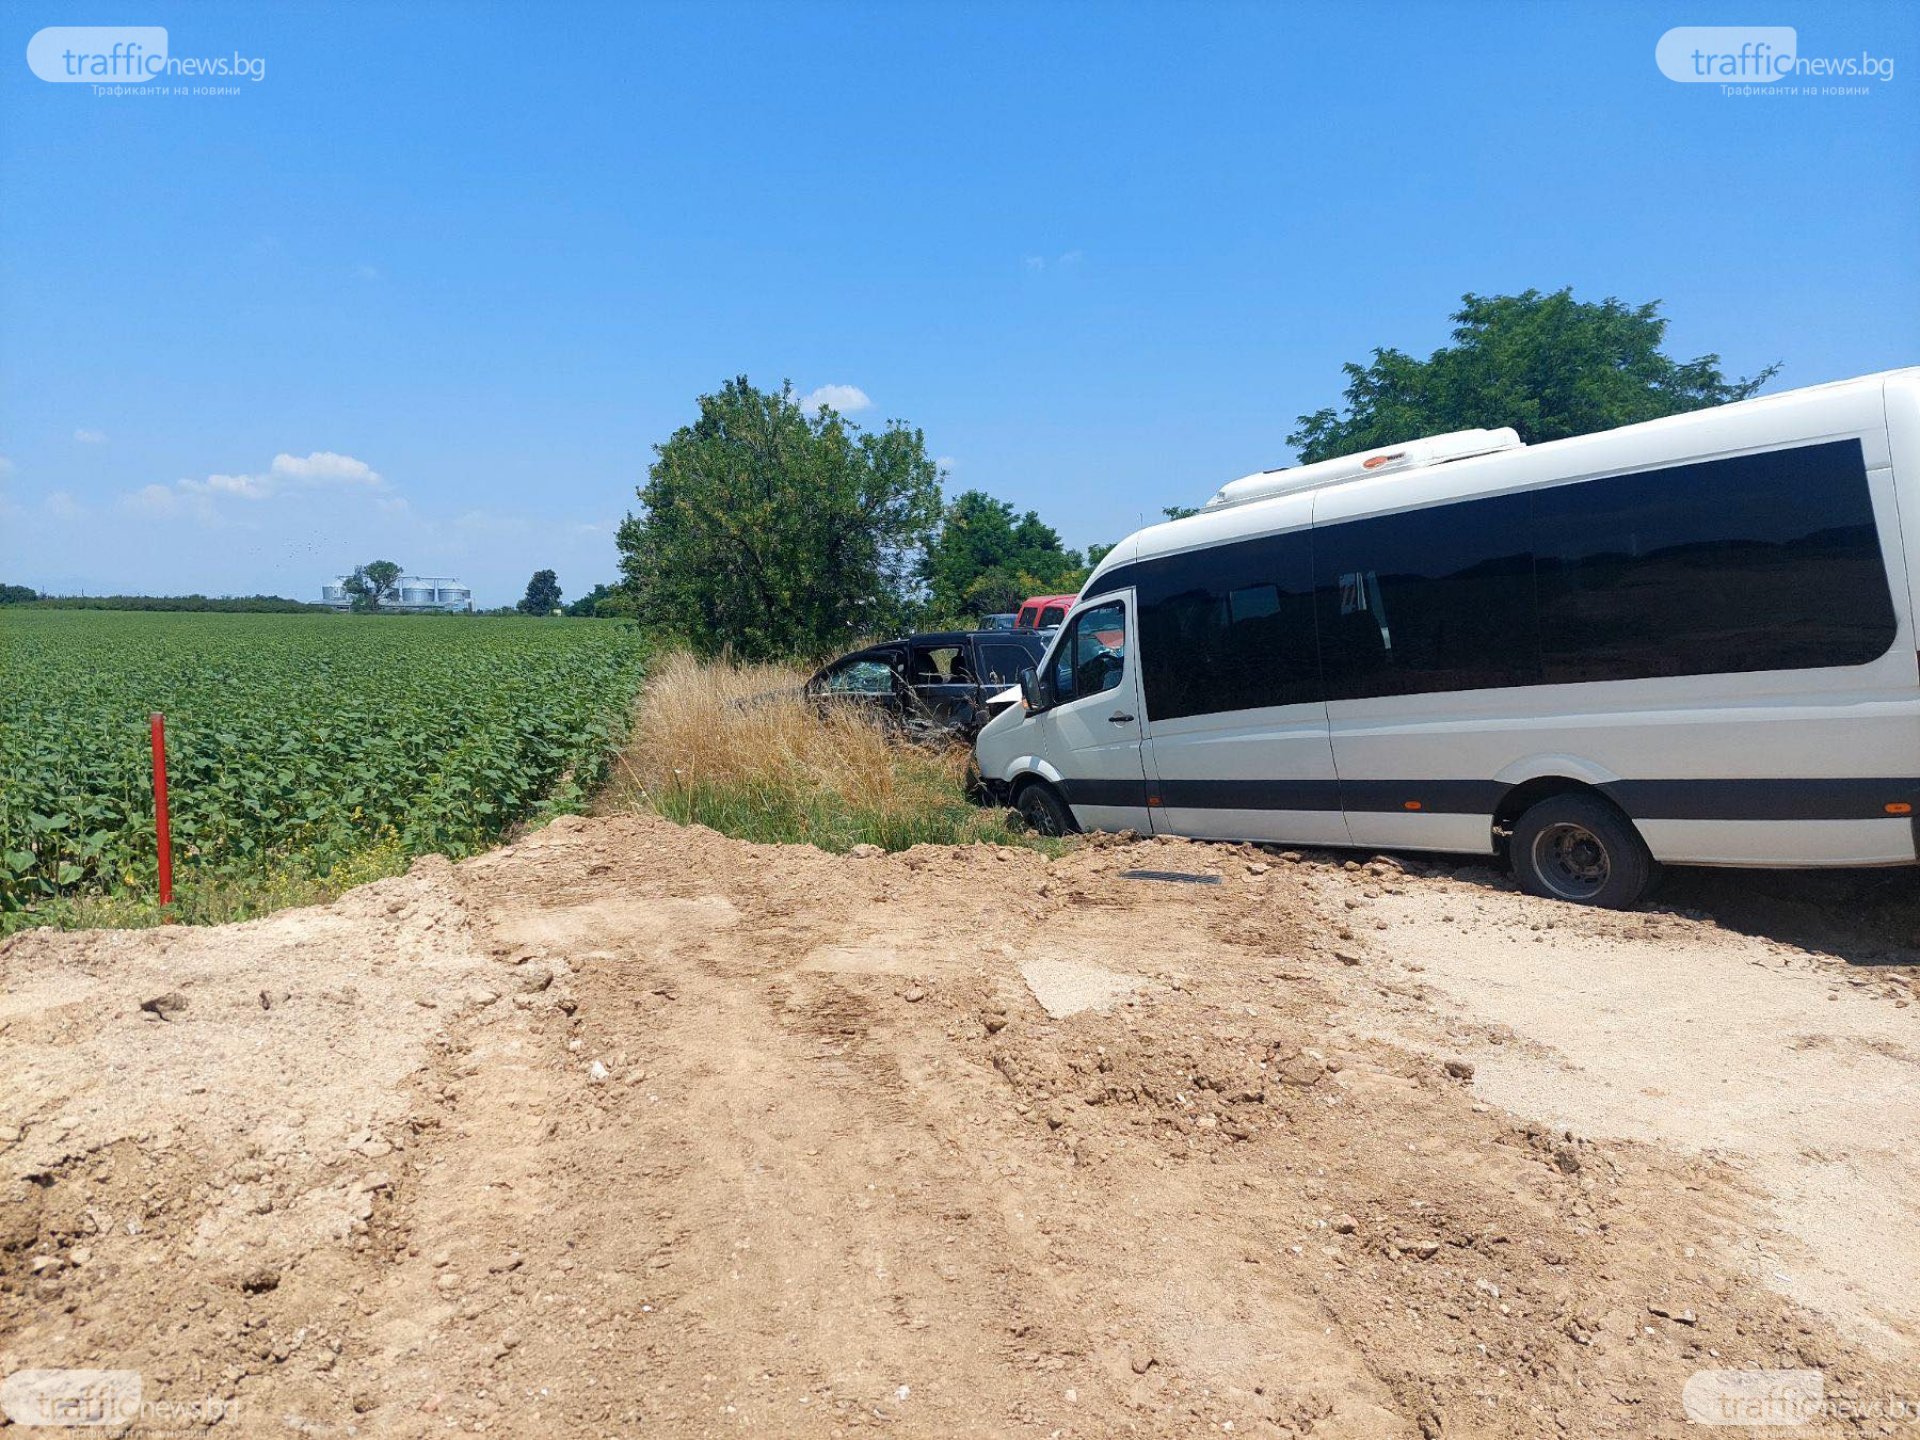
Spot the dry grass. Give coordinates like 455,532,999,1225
602,651,1048,853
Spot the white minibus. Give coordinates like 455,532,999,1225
973,368,1920,906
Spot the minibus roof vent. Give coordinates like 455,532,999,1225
1203,426,1525,510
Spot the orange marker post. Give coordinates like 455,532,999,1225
150,712,173,911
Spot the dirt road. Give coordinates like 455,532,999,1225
3,817,1917,1437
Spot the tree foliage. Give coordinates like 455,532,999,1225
0,583,40,605
617,377,941,660
563,582,638,618
1287,289,1779,464
518,569,563,616
343,560,403,613
919,490,1091,621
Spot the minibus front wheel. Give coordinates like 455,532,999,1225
1509,793,1653,909
1014,780,1078,837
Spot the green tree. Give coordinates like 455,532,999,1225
518,569,562,615
564,582,637,618
0,583,39,605
617,377,941,659
343,560,402,613
1287,289,1779,464
920,490,1087,621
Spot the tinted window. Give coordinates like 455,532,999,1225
979,643,1039,684
1051,601,1128,704
1314,491,1538,700
1039,605,1067,628
1135,528,1319,720
1534,439,1894,682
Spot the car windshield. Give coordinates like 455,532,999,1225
821,657,895,695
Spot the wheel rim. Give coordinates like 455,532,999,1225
1022,794,1062,836
1531,822,1611,900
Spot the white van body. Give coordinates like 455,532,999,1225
974,368,1920,874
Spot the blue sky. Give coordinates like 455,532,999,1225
3,0,1916,607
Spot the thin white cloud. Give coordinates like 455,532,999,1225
73,428,108,445
42,491,84,520
118,450,387,521
182,472,273,500
123,483,179,517
0,455,14,476
353,263,382,281
270,451,384,487
935,455,957,474
796,384,872,415
1023,255,1047,271
1022,249,1085,272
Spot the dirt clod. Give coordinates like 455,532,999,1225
140,991,188,1020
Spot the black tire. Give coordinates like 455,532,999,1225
1509,793,1653,908
963,759,989,806
1015,781,1078,837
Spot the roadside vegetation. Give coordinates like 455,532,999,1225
603,652,1054,854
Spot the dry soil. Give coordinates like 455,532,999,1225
3,817,1918,1437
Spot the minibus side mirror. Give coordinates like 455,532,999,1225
1018,667,1044,712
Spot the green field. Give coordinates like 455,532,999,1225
0,610,649,930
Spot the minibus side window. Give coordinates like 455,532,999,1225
1313,490,1538,700
1533,438,1894,681
1134,528,1318,720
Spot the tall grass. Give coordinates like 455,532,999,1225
603,652,1049,853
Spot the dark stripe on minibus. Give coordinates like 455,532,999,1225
1600,778,1920,822
1057,778,1153,808
1155,778,1344,811
1057,776,1920,820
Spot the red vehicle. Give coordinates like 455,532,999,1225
1014,593,1076,630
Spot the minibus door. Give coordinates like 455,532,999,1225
1037,591,1153,833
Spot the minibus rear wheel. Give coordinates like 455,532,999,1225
1509,793,1653,909
1015,781,1078,837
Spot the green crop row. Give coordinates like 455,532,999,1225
0,610,650,925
